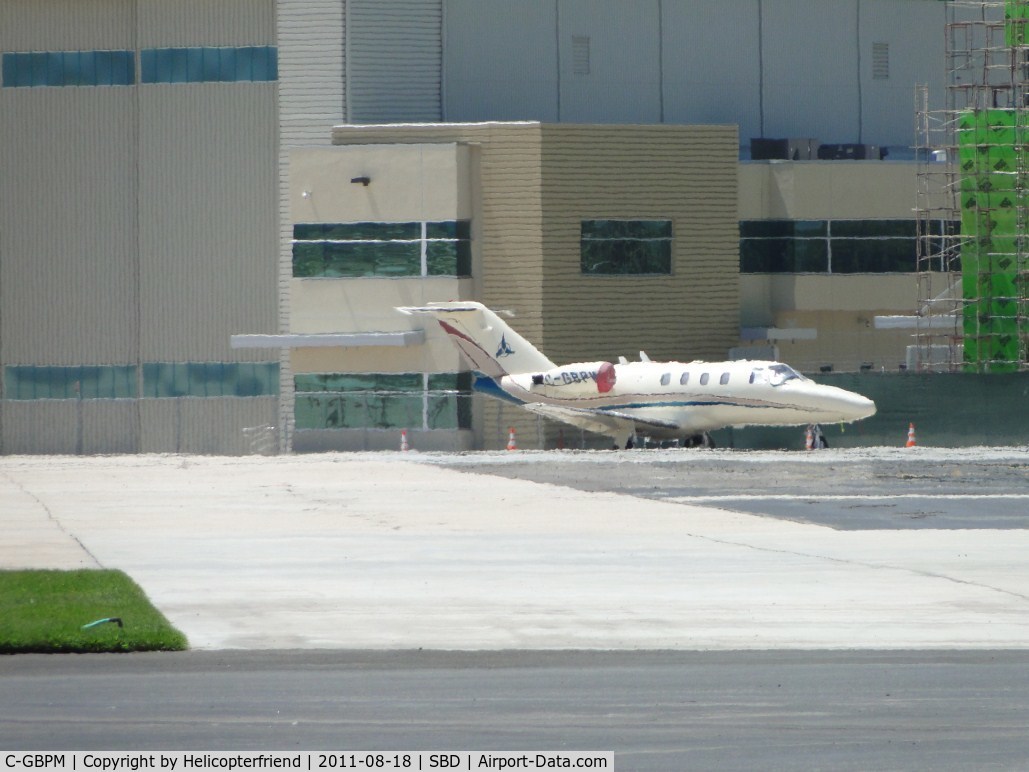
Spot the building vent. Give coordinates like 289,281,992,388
872,42,889,80
572,35,590,75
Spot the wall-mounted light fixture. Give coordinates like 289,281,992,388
350,176,371,186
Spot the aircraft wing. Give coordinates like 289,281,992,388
522,403,637,439
521,403,681,438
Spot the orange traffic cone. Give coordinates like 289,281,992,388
400,428,409,451
906,423,916,448
506,426,517,451
805,425,814,451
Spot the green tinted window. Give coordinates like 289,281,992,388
293,221,471,278
831,238,914,273
740,220,826,239
294,373,422,393
740,237,828,272
3,50,134,88
294,372,472,430
581,220,672,275
143,362,278,398
4,365,137,399
833,220,916,238
741,219,922,273
294,222,420,241
140,46,277,84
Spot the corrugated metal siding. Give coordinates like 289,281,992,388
140,397,278,454
278,0,346,136
347,0,442,122
277,0,348,451
0,0,134,50
1,0,280,455
0,88,139,365
539,124,739,364
138,84,278,362
2,401,140,454
138,0,274,47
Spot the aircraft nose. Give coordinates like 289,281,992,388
850,393,877,420
837,390,876,421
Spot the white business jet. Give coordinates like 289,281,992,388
398,302,876,449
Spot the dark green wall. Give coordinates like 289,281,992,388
716,372,1029,449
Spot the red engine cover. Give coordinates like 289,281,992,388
596,361,616,393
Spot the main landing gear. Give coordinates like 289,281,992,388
684,432,716,449
615,433,716,450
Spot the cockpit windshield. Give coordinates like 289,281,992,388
768,363,806,386
749,364,810,386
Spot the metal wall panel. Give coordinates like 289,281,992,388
0,88,139,366
859,0,947,147
555,0,662,123
139,397,277,454
138,0,275,47
663,0,762,140
347,0,442,122
443,0,558,121
138,84,278,362
761,0,861,144
441,0,943,149
0,0,134,50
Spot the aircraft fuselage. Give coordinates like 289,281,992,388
500,359,875,437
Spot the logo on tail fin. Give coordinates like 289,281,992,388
496,335,515,358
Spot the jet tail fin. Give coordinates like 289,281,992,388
397,302,556,377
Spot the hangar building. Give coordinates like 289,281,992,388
0,0,958,453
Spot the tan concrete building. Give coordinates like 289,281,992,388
739,161,944,374
279,122,740,451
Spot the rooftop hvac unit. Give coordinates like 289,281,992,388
816,143,885,160
906,344,960,371
750,138,819,160
729,344,780,361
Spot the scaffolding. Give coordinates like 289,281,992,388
915,0,1029,372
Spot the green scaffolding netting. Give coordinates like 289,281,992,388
956,108,1029,372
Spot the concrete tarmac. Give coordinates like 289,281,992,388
1,448,1027,651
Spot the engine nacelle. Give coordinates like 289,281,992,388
520,361,617,395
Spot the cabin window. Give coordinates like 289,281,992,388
720,372,730,385
679,372,689,385
699,373,710,385
660,373,671,386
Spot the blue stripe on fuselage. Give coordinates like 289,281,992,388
473,375,525,405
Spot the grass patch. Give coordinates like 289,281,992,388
0,569,188,654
